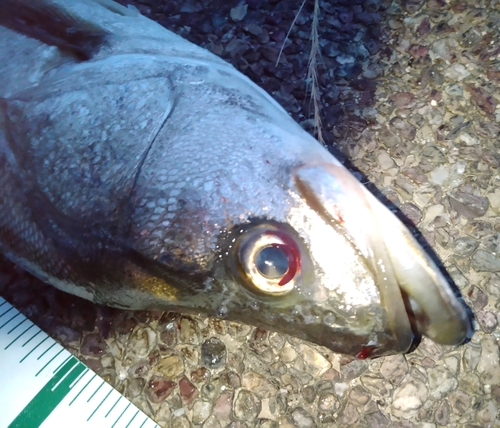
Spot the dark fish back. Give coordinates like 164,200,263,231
0,0,109,60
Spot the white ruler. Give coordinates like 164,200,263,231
0,297,159,428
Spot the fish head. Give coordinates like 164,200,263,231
209,163,471,357
128,105,471,357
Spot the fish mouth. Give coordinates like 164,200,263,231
294,163,471,350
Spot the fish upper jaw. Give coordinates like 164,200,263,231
293,163,472,350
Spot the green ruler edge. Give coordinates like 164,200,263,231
0,296,159,428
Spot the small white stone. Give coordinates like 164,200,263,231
427,366,458,400
422,204,448,227
297,344,331,377
477,336,500,385
377,150,395,170
334,382,350,397
444,63,471,81
429,165,449,185
477,400,498,425
280,343,297,363
192,400,212,424
392,380,428,417
486,188,500,214
458,132,480,146
230,3,248,21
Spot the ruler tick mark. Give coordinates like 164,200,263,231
0,309,19,329
36,348,64,376
7,316,28,334
0,305,14,321
105,395,121,418
88,380,105,402
20,335,49,363
113,402,130,427
126,409,140,428
69,372,96,406
87,387,113,421
21,328,42,347
5,323,35,350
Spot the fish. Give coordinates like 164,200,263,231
0,0,471,358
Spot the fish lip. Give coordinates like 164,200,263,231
293,163,471,350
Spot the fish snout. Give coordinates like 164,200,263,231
293,163,471,350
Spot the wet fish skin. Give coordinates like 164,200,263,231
0,0,471,357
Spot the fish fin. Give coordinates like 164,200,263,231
0,0,110,60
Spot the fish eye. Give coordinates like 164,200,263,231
255,246,289,279
234,225,301,296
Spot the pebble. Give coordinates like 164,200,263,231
434,399,450,425
339,402,359,424
377,126,401,148
477,400,498,425
492,385,500,405
452,237,479,256
361,375,393,397
230,3,248,22
340,359,368,380
242,371,278,398
444,63,470,81
449,191,489,219
476,311,498,333
317,392,339,412
391,92,415,109
80,333,107,357
379,355,408,385
471,250,500,272
427,366,458,400
377,149,395,170
157,353,184,378
127,377,145,397
179,375,198,404
192,399,212,424
392,380,428,417
390,116,417,140
487,188,500,214
408,44,428,58
430,37,459,61
290,407,315,427
448,389,471,415
201,337,227,368
126,326,156,359
466,84,498,116
146,376,176,403
233,389,261,421
364,409,390,428
402,0,425,13
177,316,200,345
349,385,371,406
477,336,500,385
213,391,233,419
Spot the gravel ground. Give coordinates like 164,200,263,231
2,0,500,426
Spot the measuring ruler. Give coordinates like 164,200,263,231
0,297,159,428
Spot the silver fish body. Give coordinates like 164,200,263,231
0,0,470,357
